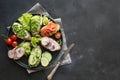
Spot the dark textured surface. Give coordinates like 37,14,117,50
0,0,120,80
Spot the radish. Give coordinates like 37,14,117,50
14,47,25,60
8,49,15,59
8,47,25,60
41,37,61,51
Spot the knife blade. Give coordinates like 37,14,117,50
60,43,75,63
47,43,75,80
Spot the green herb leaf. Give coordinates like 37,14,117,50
30,35,42,47
42,15,50,25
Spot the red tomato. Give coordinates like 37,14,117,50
5,38,12,45
55,32,61,39
11,35,17,41
11,41,18,47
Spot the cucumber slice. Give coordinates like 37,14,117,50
28,46,42,67
28,55,37,66
42,51,52,62
41,57,49,67
28,54,41,67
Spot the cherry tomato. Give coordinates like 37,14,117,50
11,34,17,41
11,41,18,47
5,38,12,45
55,32,61,39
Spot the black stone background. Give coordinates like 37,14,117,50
0,0,120,80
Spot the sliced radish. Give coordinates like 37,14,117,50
41,37,61,51
13,47,25,60
8,49,15,59
41,37,50,46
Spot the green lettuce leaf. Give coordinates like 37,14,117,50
42,15,50,25
30,35,42,47
18,13,32,31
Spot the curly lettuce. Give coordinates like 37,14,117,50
23,45,31,55
30,35,42,47
18,13,32,31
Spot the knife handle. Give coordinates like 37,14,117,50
47,62,60,80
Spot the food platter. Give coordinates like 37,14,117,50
6,13,64,70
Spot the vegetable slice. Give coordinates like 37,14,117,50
42,51,52,62
14,47,25,60
8,49,15,59
28,46,42,67
41,57,49,67
41,51,52,67
28,55,39,67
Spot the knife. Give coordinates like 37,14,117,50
47,43,75,80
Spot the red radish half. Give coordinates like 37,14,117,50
8,47,25,60
14,47,25,60
41,37,61,51
8,49,15,59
